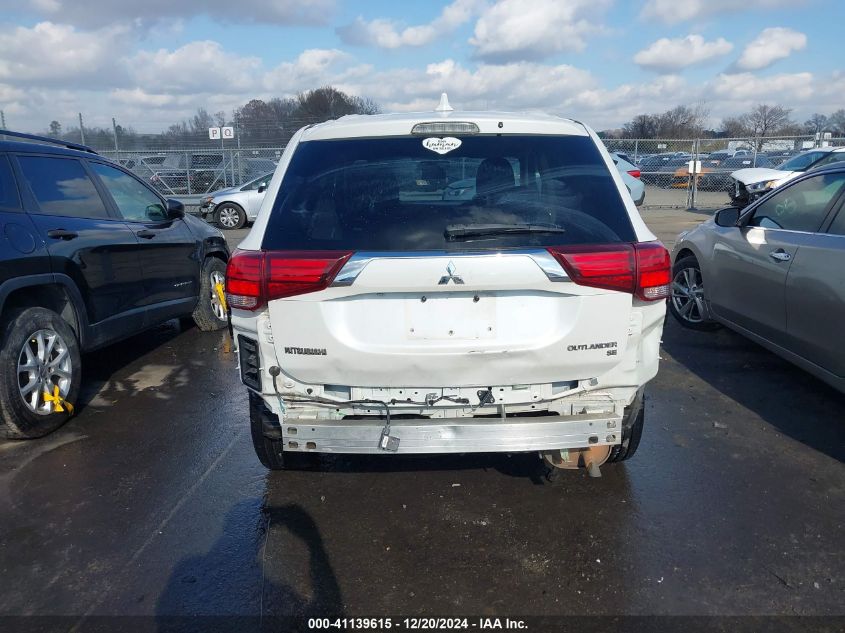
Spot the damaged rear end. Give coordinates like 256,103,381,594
229,118,668,472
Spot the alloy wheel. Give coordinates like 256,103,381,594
209,270,227,321
671,267,707,324
17,329,72,415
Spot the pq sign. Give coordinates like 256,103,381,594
209,127,235,140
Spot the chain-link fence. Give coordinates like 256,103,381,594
605,135,845,209
84,129,845,211
98,147,286,201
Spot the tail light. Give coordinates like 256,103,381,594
547,242,670,301
627,169,641,179
225,249,353,310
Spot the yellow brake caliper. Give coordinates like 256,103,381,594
43,385,74,415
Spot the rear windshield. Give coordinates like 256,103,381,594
262,135,634,251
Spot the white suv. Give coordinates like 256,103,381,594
228,99,669,476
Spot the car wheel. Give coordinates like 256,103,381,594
192,258,229,331
249,391,317,471
607,388,645,463
215,203,246,230
0,307,81,439
669,255,719,330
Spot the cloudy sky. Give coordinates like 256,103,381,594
0,0,842,133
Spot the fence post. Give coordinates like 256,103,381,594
633,139,639,163
687,138,698,210
186,151,192,195
111,118,119,158
78,113,86,146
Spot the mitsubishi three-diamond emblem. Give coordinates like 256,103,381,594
438,260,465,285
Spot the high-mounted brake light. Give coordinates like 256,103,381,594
627,169,641,179
225,249,353,311
546,242,670,301
411,122,480,135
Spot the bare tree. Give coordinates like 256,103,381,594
621,103,708,139
743,104,794,149
657,103,709,138
720,115,748,138
622,114,660,139
48,120,62,137
827,109,845,135
804,113,829,135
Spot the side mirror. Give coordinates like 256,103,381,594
166,198,185,219
257,184,267,194
714,206,740,227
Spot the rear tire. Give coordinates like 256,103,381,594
192,258,229,332
669,255,720,331
249,391,317,471
0,308,81,439
607,389,645,463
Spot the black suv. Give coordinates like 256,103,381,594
0,131,230,439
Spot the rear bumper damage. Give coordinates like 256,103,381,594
274,411,622,455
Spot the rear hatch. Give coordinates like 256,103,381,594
228,132,669,388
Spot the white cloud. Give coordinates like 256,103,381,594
263,49,355,92
328,58,598,115
640,0,795,25
735,27,807,71
709,71,814,102
469,0,611,61
635,35,733,72
0,22,130,87
131,41,261,94
0,0,336,27
338,0,481,49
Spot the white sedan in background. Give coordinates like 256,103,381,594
611,153,645,206
200,171,274,229
729,147,845,207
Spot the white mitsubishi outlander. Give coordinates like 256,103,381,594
227,96,669,476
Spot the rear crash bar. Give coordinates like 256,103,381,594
280,413,622,455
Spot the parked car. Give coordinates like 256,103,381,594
695,155,776,191
705,149,751,167
729,147,845,207
200,171,274,229
670,164,845,392
643,156,692,187
150,152,225,195
611,153,645,205
639,153,691,185
0,131,230,438
765,149,799,167
227,98,670,474
612,151,636,166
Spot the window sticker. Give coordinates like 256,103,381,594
422,137,462,155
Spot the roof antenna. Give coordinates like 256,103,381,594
435,93,454,113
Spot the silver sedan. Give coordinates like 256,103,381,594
670,164,845,392
200,171,273,230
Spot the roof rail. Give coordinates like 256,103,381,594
0,129,98,154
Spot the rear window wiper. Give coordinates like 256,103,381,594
444,223,566,240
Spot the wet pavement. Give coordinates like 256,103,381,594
0,214,843,626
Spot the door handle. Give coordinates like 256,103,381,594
769,249,792,262
136,230,156,239
46,229,78,240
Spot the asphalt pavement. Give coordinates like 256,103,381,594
0,209,843,630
